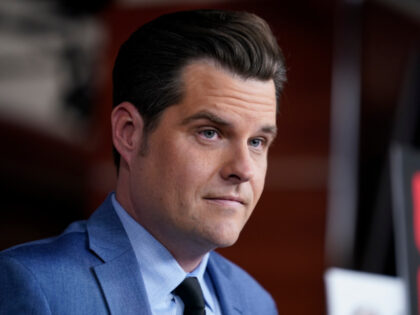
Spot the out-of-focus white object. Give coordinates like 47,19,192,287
0,0,105,142
324,268,406,315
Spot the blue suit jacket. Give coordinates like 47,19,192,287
0,196,277,314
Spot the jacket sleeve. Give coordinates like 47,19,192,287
0,255,52,315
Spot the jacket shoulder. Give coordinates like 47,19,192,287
1,220,89,264
0,219,110,314
0,253,52,314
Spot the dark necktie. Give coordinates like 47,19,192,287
173,277,206,315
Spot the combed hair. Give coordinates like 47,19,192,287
112,9,287,166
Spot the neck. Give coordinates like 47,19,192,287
169,245,208,273
138,221,210,273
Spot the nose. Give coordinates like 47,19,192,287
220,143,255,184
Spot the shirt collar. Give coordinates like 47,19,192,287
111,193,215,312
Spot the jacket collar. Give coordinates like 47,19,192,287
208,253,243,315
86,194,152,315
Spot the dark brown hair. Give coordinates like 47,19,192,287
112,9,287,166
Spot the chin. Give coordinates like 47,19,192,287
204,226,242,249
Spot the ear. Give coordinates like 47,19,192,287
111,102,144,168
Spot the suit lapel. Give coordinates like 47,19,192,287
93,251,152,315
87,195,152,315
207,253,243,315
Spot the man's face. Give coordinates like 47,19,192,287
129,61,277,254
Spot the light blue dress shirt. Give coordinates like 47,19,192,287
112,194,221,315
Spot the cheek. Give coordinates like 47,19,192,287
169,140,216,177
162,145,207,195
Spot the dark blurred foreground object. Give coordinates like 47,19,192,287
326,0,420,278
391,145,420,315
390,49,420,315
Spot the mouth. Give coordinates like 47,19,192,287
203,195,246,206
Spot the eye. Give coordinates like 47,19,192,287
249,138,264,148
198,129,219,140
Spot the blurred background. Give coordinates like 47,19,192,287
1,0,420,314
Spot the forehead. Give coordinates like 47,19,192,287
176,61,277,124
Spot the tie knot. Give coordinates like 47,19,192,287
173,277,205,315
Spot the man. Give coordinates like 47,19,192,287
0,9,286,314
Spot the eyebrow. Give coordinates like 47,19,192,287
181,110,231,127
262,125,278,140
181,109,277,139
